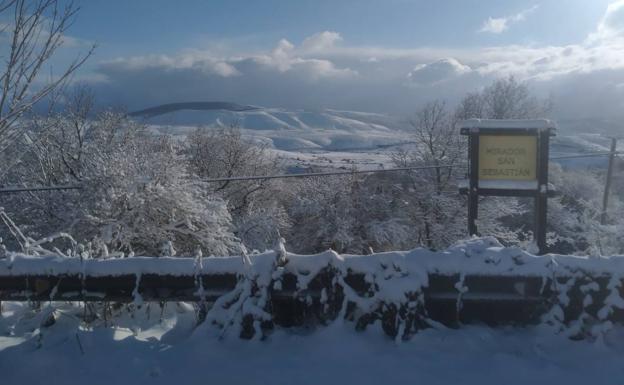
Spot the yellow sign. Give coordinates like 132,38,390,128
478,135,537,180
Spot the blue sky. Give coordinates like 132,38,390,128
72,0,610,50
34,0,624,117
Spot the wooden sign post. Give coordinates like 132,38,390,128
459,119,556,255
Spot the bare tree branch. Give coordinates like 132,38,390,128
0,0,94,166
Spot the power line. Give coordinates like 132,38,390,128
201,163,466,183
202,151,623,183
0,151,620,192
550,151,624,160
0,185,82,194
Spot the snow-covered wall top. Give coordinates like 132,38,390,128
1,238,623,279
458,119,556,130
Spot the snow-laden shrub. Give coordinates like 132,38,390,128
548,163,624,256
285,173,415,254
1,106,241,256
185,126,287,252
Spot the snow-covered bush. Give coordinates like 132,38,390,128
455,75,552,120
1,91,241,256
78,134,240,256
548,163,624,255
285,173,414,254
185,125,287,251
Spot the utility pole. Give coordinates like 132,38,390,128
601,138,618,225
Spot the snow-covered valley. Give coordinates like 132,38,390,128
137,105,618,172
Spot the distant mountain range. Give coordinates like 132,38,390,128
129,101,403,133
130,101,410,152
129,102,260,118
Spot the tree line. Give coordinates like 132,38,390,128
0,0,622,258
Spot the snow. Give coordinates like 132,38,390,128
3,237,624,279
145,107,609,172
477,180,539,190
145,107,407,153
141,108,401,133
1,302,624,385
0,254,250,276
2,238,624,383
458,179,543,191
458,119,557,130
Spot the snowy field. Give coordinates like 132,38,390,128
1,301,623,385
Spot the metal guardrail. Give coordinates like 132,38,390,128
0,257,621,338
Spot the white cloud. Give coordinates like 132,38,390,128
252,36,357,79
407,58,472,86
300,31,343,53
101,53,241,77
588,0,624,43
289,58,358,80
480,18,509,34
262,38,296,71
89,4,624,119
479,5,539,34
101,32,357,82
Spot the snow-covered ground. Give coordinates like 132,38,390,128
2,236,624,385
1,301,622,385
145,107,410,171
141,107,615,172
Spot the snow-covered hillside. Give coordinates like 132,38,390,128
134,104,411,170
132,104,402,132
142,107,407,149
134,103,613,171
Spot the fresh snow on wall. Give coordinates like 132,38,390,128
2,237,624,384
2,237,623,278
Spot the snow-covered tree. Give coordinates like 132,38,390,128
285,173,413,254
1,91,241,256
390,101,469,249
185,125,286,251
548,164,624,255
455,76,552,120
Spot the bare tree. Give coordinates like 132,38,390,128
48,84,94,181
185,125,286,250
186,124,280,215
391,77,550,249
456,76,552,120
391,101,467,248
394,101,465,193
0,0,94,162
454,91,484,121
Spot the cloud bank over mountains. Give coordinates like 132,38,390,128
90,1,624,120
